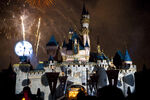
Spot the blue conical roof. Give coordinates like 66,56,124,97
97,52,109,61
47,35,58,46
85,40,89,47
48,56,54,61
116,50,124,61
62,40,66,48
124,50,132,61
71,32,79,41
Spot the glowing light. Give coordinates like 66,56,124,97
25,0,55,7
22,97,25,100
39,61,43,63
21,15,26,41
69,91,79,98
15,41,33,56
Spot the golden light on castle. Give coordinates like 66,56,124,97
25,0,55,7
68,88,80,99
69,91,79,98
22,97,25,100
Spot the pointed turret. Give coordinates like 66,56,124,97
85,40,89,47
62,40,67,48
71,32,79,42
69,28,73,34
46,35,59,61
113,50,124,68
48,56,54,61
123,49,132,65
82,4,89,15
46,35,58,46
81,3,90,29
124,50,132,61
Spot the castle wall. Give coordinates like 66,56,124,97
117,67,136,96
15,70,28,94
97,67,109,88
29,75,50,100
14,61,136,100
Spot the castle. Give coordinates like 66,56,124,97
13,5,136,100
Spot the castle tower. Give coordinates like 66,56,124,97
81,4,90,28
81,4,90,47
46,35,59,61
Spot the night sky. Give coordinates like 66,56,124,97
0,0,150,71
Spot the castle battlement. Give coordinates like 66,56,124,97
28,70,45,76
118,68,136,76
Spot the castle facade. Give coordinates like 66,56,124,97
13,5,136,100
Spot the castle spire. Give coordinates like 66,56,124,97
82,3,88,15
123,49,132,65
62,40,66,48
81,3,90,29
124,49,132,61
97,45,101,54
85,40,89,47
46,35,58,46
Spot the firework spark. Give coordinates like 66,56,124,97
36,32,41,56
25,0,55,8
21,15,25,40
35,18,41,56
36,17,41,40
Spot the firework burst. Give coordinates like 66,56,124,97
21,15,26,40
25,0,55,8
